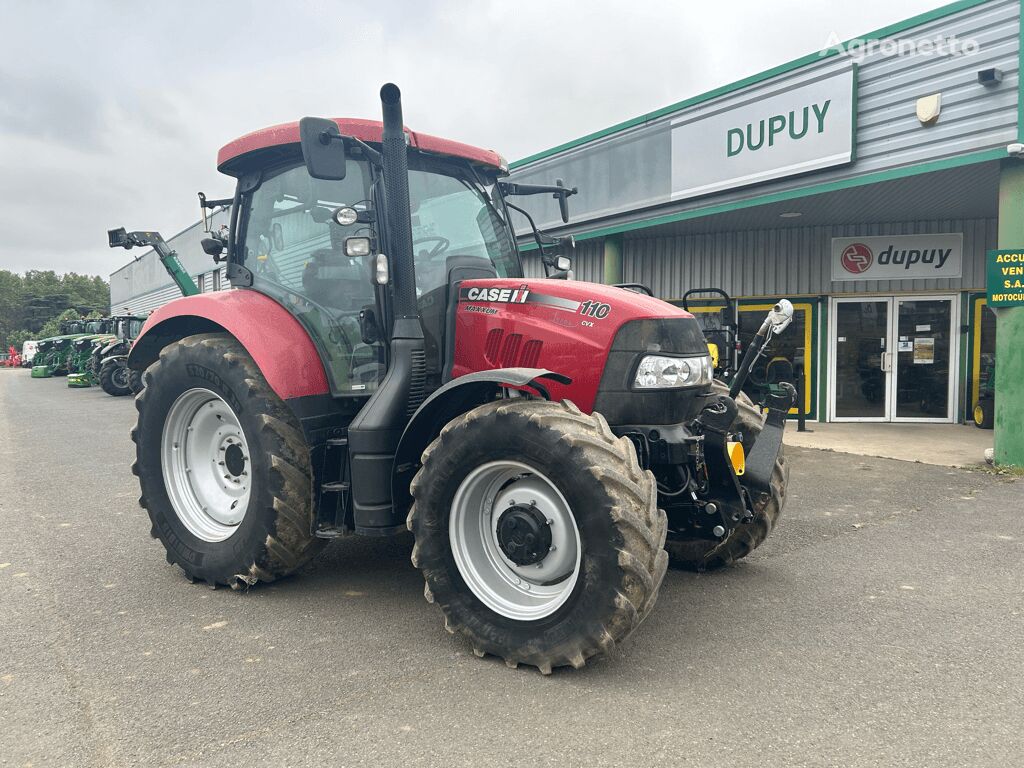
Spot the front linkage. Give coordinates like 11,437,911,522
615,301,796,550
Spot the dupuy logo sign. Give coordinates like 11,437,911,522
840,243,873,274
670,62,856,201
831,234,963,282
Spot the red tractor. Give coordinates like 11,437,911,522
116,84,795,673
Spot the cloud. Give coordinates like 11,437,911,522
0,0,941,276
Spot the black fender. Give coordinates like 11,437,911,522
390,368,572,519
100,353,129,368
99,340,127,358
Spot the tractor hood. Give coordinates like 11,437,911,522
452,278,708,416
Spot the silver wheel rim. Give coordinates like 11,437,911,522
160,388,251,543
449,461,581,621
111,365,129,390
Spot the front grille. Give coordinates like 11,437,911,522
520,339,543,368
500,333,522,367
484,329,503,366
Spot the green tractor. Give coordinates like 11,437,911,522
30,338,56,377
90,315,148,396
66,318,118,387
31,320,89,377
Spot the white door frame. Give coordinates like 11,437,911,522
827,295,959,423
828,297,892,423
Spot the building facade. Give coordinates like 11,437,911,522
509,0,1019,424
111,0,1019,427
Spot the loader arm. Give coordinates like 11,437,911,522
108,228,201,297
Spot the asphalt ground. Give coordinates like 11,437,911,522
1,368,1022,768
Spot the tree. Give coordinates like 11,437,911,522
0,271,109,349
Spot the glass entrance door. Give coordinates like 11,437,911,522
832,299,889,420
829,296,957,422
892,298,954,421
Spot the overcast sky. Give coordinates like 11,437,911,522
0,0,940,276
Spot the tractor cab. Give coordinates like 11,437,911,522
213,119,560,400
111,315,146,342
60,320,86,335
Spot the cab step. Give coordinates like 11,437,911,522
314,433,351,538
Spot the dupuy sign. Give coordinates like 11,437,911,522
671,62,856,201
831,234,963,282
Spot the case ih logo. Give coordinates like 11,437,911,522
840,243,873,274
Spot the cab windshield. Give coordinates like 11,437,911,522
242,156,521,396
407,163,520,296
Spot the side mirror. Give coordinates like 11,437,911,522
299,117,347,180
201,238,224,258
555,178,575,224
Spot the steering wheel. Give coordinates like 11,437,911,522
413,236,450,261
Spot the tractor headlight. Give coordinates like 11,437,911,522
633,354,713,389
344,236,373,257
333,206,359,226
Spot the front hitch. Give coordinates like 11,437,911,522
743,382,796,492
692,392,750,533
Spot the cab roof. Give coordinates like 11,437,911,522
217,118,505,176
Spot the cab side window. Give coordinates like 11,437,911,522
243,162,384,396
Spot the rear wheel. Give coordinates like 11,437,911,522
99,359,132,396
408,399,668,673
132,333,323,588
664,382,789,571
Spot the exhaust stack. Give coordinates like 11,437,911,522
379,83,421,340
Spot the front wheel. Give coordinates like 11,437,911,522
99,359,132,396
132,333,323,588
408,399,668,673
973,398,994,429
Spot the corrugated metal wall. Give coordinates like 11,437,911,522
110,266,229,316
110,283,189,316
623,218,997,299
508,0,1019,234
